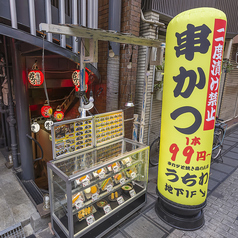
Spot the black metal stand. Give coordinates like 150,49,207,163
155,190,206,231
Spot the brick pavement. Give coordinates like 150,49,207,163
168,168,238,238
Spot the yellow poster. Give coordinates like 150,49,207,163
158,8,227,206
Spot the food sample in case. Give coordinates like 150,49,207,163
96,199,107,208
71,191,85,207
84,185,100,199
77,205,96,221
92,167,107,179
100,178,113,191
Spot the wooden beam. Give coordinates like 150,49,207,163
39,23,163,47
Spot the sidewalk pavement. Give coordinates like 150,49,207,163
106,125,238,238
0,125,238,238
0,149,37,237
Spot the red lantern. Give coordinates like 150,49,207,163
54,108,64,121
41,104,52,118
28,70,44,86
72,69,89,87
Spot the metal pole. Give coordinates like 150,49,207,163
3,36,18,168
139,47,151,144
87,0,93,28
0,77,7,149
59,0,66,48
72,0,78,53
45,0,53,42
147,65,156,145
11,39,34,180
93,0,98,28
3,112,10,150
28,0,36,36
81,0,86,27
9,0,17,29
80,38,86,118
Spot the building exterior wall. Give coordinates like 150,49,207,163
97,0,142,136
135,11,165,145
141,0,238,36
219,43,238,120
120,0,141,139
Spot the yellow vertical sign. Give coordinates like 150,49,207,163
158,8,227,206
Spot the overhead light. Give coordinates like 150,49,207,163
125,101,134,107
108,42,115,58
89,90,94,102
125,91,134,107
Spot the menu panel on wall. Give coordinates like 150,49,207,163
53,117,94,159
52,110,124,160
95,111,124,146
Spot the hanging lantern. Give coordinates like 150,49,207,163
54,107,64,121
28,60,44,86
31,121,40,133
72,69,89,87
28,70,44,86
41,104,52,118
44,119,54,131
75,85,79,92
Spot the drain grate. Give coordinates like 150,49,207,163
0,223,25,238
21,180,43,205
15,172,43,206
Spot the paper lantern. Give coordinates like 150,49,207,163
72,69,89,87
41,104,52,118
28,70,44,86
31,122,40,133
54,108,64,121
44,119,53,131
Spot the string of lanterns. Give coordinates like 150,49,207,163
29,63,90,133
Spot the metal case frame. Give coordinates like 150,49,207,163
47,138,149,238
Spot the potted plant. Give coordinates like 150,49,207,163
155,61,164,81
154,80,163,100
222,59,233,73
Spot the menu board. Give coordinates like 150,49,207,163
53,117,94,158
95,111,124,146
52,111,124,160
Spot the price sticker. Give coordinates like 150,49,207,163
75,199,84,209
99,171,105,179
113,165,119,173
131,172,136,179
126,161,132,167
86,214,95,226
117,196,124,205
120,178,125,185
129,189,136,198
82,179,90,187
92,192,99,201
103,204,112,214
106,184,113,193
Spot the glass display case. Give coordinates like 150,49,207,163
47,138,149,238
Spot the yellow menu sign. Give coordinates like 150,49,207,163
158,8,227,206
